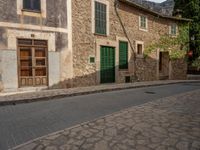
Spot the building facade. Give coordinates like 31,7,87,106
71,0,189,87
0,0,189,92
0,0,73,91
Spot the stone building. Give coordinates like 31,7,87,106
0,0,190,92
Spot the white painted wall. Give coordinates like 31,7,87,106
0,50,60,91
1,50,18,90
48,52,60,87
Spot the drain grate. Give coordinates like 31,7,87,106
145,91,156,94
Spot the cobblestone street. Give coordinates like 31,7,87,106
13,89,200,150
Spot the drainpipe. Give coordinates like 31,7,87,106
114,0,137,81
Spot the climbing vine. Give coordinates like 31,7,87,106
192,57,200,70
144,24,190,60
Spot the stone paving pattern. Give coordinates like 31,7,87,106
13,89,200,150
0,80,199,106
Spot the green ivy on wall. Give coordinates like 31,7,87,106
192,57,200,70
144,24,190,60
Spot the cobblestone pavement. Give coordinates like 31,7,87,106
13,89,200,150
0,80,199,106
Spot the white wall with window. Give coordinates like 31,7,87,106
17,0,46,18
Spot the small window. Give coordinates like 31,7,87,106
136,41,144,57
95,1,107,35
89,57,95,63
23,0,41,12
170,24,177,35
119,41,128,69
139,16,147,30
137,44,143,55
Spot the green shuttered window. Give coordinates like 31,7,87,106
119,41,128,69
23,0,41,12
95,1,107,35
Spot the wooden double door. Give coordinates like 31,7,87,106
18,39,48,87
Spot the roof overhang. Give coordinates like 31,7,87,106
118,0,192,22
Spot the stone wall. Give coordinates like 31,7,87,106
72,0,183,86
169,59,187,80
160,52,170,77
135,57,158,81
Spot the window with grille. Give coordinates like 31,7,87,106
23,0,41,12
170,24,177,35
139,16,147,30
95,1,107,35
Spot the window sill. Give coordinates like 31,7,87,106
169,34,177,38
139,27,148,32
22,9,41,14
20,9,44,18
94,33,108,37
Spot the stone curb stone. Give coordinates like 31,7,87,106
0,80,199,106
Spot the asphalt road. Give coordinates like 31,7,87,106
0,82,200,150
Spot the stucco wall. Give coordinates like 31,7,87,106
48,52,61,87
1,50,18,90
0,50,61,91
0,51,3,91
71,0,184,87
0,0,72,91
0,0,68,28
0,28,7,50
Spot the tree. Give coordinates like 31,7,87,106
174,0,200,61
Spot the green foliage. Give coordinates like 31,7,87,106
144,25,189,60
192,57,200,70
169,50,186,60
174,0,200,60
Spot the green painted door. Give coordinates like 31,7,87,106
100,46,115,83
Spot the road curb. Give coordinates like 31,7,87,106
1,80,200,106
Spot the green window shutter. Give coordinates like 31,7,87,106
119,41,128,69
95,2,107,35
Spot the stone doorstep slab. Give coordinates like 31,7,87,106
0,80,200,106
11,89,200,150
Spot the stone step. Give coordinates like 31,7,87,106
187,74,200,80
159,75,169,80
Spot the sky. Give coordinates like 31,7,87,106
148,0,166,3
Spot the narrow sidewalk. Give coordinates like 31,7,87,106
0,80,199,106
